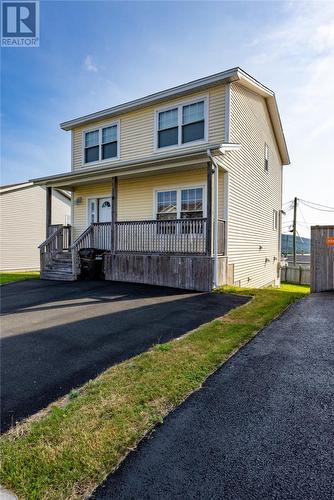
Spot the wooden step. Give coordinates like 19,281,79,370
53,253,72,262
41,271,76,281
41,250,76,280
49,262,72,270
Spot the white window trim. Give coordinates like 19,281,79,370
154,96,209,153
86,194,112,225
82,120,120,167
153,184,207,219
273,209,278,230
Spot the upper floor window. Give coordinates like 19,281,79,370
264,143,269,171
84,123,118,164
156,98,207,150
182,101,205,144
158,108,178,148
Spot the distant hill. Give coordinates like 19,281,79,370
281,233,310,255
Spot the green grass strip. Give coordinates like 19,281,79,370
0,272,40,285
0,284,309,499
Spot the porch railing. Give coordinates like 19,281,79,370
70,218,227,257
39,225,71,254
115,218,208,255
70,222,111,253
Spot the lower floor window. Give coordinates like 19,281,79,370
156,187,204,219
156,187,204,233
180,188,203,219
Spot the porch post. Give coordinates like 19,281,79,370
111,176,118,252
206,162,213,256
46,186,52,237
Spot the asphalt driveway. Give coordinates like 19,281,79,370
93,292,334,500
0,279,247,432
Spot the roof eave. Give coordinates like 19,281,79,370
59,66,290,166
60,68,240,131
31,142,226,187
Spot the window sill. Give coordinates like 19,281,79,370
154,139,208,154
82,157,120,168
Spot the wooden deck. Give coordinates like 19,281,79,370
39,219,227,291
103,253,227,292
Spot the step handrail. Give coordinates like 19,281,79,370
39,225,63,252
70,224,93,252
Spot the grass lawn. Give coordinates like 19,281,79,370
0,271,39,285
0,283,309,499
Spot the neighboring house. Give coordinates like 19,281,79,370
0,182,71,271
33,67,290,290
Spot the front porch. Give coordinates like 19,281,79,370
39,216,227,291
36,147,233,291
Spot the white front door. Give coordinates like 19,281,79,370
98,197,112,222
88,197,112,223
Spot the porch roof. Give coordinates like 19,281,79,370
31,143,231,190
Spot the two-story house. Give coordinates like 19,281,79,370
33,67,290,291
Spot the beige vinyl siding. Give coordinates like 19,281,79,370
72,86,226,170
223,82,282,288
0,186,70,271
72,169,208,239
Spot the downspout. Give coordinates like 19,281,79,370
207,149,219,288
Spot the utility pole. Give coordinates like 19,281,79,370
292,197,297,266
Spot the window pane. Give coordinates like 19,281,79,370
182,101,204,125
181,188,203,212
157,191,177,214
158,127,178,148
85,130,99,147
158,108,178,130
102,141,117,159
265,143,269,171
182,121,204,143
265,143,269,160
85,145,99,163
102,125,117,144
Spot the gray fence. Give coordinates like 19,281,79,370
311,225,334,292
281,265,310,285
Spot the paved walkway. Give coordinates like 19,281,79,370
1,279,246,432
93,292,334,500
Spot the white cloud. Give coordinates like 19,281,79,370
246,1,334,235
84,55,98,73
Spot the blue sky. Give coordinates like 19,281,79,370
1,0,334,234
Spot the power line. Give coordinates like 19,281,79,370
298,205,311,229
300,199,334,210
299,199,334,212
